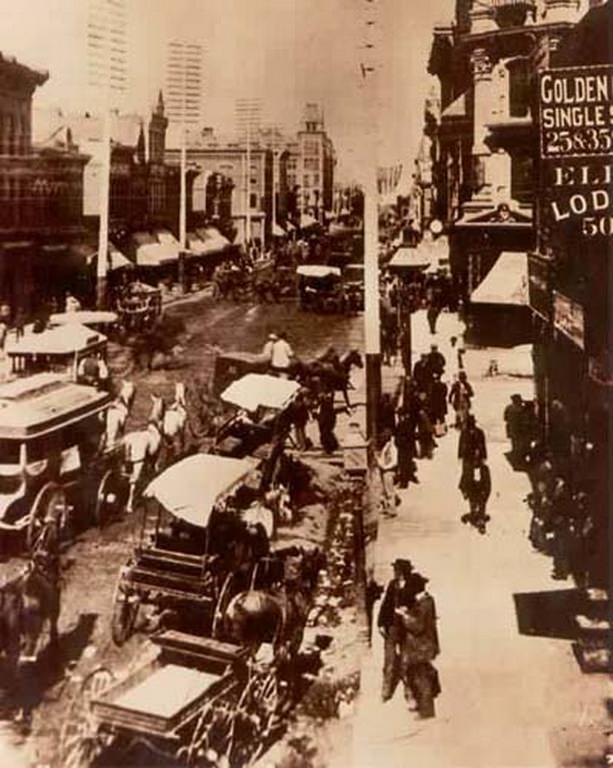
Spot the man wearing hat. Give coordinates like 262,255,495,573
377,558,416,702
396,572,441,718
262,332,278,363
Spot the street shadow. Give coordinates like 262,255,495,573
513,589,583,639
19,612,98,712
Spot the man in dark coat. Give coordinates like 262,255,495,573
459,456,492,533
458,414,487,472
426,344,446,377
395,409,418,488
317,391,338,454
397,573,441,718
377,558,415,702
503,394,524,459
429,373,448,434
412,353,432,398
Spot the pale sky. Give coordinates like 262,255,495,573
1,0,454,181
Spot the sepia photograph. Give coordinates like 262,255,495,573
0,1,610,766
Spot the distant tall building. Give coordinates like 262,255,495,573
165,42,204,127
292,104,336,220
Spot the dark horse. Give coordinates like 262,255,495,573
222,547,325,658
289,349,363,407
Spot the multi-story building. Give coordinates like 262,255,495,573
166,103,336,243
0,53,89,313
37,91,185,239
427,0,593,345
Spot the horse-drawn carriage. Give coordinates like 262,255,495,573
296,264,347,313
62,450,324,766
5,324,108,383
212,374,301,461
114,281,162,333
48,310,120,339
0,373,127,548
110,453,264,647
212,351,269,397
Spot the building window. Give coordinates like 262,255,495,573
249,192,258,209
304,157,319,171
313,174,320,186
250,177,257,186
303,175,310,188
303,140,320,155
511,155,534,203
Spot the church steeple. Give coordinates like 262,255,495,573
136,121,146,163
156,89,165,117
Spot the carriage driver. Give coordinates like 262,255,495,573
77,351,109,390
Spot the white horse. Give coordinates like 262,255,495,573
123,394,165,513
103,380,136,452
162,382,188,461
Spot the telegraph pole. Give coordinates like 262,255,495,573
235,99,262,246
88,0,127,309
360,2,381,443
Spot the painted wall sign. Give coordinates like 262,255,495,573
539,65,613,239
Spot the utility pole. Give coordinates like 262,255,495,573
360,1,381,443
88,0,127,309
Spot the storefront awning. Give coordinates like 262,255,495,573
135,243,177,267
272,223,286,237
471,252,529,306
388,245,431,270
299,213,318,229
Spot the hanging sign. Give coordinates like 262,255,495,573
539,65,613,239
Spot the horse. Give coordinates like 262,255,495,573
122,394,165,513
290,349,363,407
162,382,188,462
223,547,325,658
102,380,136,453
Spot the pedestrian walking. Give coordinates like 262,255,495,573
416,394,436,459
317,391,338,454
426,344,445,377
290,391,311,451
429,373,448,437
413,353,433,398
377,430,399,516
397,573,441,719
395,408,418,488
377,558,415,702
503,394,524,461
459,456,492,533
449,370,474,429
458,414,487,470
426,297,441,335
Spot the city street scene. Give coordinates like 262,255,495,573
0,1,610,767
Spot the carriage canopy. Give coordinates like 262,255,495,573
6,324,106,356
220,374,300,413
296,265,341,279
143,454,256,528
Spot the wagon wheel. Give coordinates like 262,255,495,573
58,666,115,768
94,469,128,528
110,569,139,646
211,572,240,639
27,483,68,551
229,667,287,767
179,687,241,767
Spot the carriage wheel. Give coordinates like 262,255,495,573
229,667,287,767
27,483,68,551
94,469,128,528
178,688,241,767
211,572,240,639
110,570,139,646
58,666,115,768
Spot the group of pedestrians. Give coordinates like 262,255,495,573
377,559,441,719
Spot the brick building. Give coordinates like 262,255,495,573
0,52,89,313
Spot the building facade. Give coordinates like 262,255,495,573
0,53,89,313
427,0,594,345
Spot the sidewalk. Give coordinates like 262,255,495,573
350,311,608,768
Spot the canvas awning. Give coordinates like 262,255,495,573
74,242,133,271
221,373,301,412
6,323,106,355
144,454,255,528
135,243,177,267
388,245,431,270
299,213,318,229
272,223,286,237
296,265,341,278
471,252,529,306
49,310,118,327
